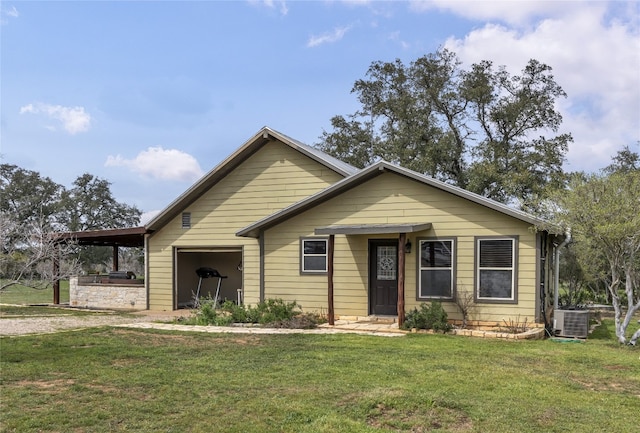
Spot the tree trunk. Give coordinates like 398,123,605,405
621,268,640,344
609,270,627,344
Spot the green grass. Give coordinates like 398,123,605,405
1,313,638,433
0,280,69,305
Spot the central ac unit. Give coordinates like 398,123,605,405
554,309,589,338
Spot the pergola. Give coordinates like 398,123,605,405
53,227,147,304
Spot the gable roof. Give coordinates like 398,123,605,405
145,126,358,231
237,160,555,238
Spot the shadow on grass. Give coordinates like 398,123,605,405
589,320,613,340
590,317,640,343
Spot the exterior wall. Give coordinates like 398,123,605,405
263,172,541,323
69,276,147,310
146,140,344,310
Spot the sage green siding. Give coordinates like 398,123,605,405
146,140,344,310
263,171,541,323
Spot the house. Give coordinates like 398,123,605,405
144,127,356,310
141,126,561,328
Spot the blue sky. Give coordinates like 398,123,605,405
1,1,639,223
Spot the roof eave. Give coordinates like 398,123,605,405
146,126,357,231
236,160,555,237
236,163,383,238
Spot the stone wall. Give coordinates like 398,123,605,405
69,276,147,310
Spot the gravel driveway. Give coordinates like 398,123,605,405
1,306,404,337
0,309,190,336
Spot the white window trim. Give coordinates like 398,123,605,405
418,238,455,300
300,237,328,274
476,237,517,302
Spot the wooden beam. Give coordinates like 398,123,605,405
328,234,335,325
112,246,119,271
397,233,406,327
53,243,60,305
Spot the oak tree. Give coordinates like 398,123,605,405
317,49,571,207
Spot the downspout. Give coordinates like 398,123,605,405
553,228,572,312
144,233,150,310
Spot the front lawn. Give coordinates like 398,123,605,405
1,318,638,432
0,280,69,305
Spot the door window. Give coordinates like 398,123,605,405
377,246,397,280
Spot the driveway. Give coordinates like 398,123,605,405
0,307,404,337
0,308,189,336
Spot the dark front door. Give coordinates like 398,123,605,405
369,240,398,316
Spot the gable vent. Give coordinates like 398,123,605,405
182,212,191,229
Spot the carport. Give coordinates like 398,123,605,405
54,227,147,304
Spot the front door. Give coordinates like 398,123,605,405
369,240,398,316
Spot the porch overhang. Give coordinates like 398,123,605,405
320,225,430,328
314,223,432,236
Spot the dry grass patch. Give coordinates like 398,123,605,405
340,389,473,432
570,375,639,395
109,328,264,347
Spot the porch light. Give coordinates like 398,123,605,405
404,239,412,254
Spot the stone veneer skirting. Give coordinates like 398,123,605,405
69,276,147,310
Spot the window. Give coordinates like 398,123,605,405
418,239,454,299
377,246,397,280
301,238,328,273
476,237,517,302
181,212,191,229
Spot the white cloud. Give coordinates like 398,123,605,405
19,102,91,134
1,5,19,24
248,0,288,16
6,5,19,18
307,25,352,47
140,210,161,225
388,31,410,50
439,3,640,172
105,147,204,182
410,0,575,26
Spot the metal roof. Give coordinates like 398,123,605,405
145,126,358,231
237,160,556,238
315,223,433,235
56,227,147,247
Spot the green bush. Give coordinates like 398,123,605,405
402,301,452,332
188,298,309,327
193,297,233,326
254,298,301,325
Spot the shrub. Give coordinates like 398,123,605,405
193,297,233,326
500,316,529,334
186,298,313,328
402,301,452,332
269,311,326,329
251,298,301,325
